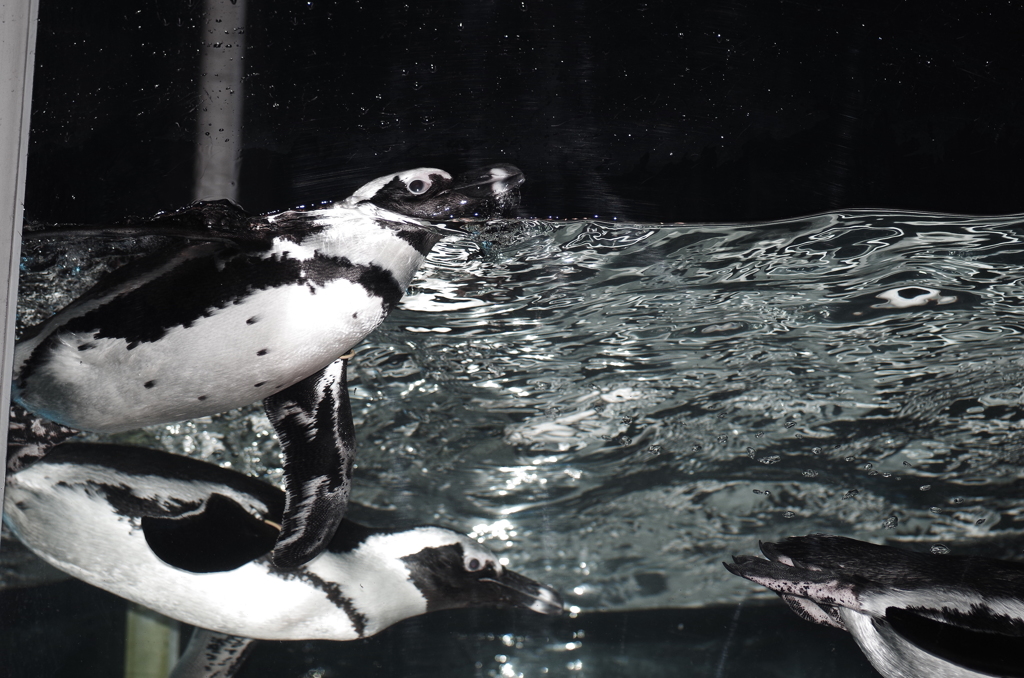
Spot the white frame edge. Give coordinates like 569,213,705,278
0,0,40,543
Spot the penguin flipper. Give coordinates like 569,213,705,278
143,493,280,573
264,357,355,568
169,628,256,678
885,606,1024,678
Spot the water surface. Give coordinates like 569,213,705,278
15,210,1024,613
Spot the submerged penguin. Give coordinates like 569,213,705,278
4,442,563,677
11,164,524,568
726,534,1024,678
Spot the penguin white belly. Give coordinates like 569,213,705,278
840,609,988,678
17,278,386,432
4,472,366,640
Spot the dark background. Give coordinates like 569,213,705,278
2,579,876,677
25,0,1024,224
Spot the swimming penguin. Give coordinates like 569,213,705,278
11,164,524,568
725,534,1024,678
4,442,563,676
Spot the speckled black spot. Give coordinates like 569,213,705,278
144,380,156,389
78,343,95,351
198,395,208,401
257,349,268,356
254,381,266,388
351,312,358,319
16,244,406,385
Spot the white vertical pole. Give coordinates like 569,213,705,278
0,0,40,545
124,604,182,678
194,0,247,202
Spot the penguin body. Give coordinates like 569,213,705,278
10,164,524,568
3,442,563,641
726,534,1024,678
13,165,523,432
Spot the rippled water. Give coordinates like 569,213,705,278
14,210,1024,612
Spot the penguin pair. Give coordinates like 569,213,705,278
4,442,564,677
11,164,524,568
727,534,1024,678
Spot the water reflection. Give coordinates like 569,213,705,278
728,534,1024,678
4,442,562,675
14,210,1024,614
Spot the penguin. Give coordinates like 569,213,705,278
11,164,524,568
725,534,1024,678
169,629,255,678
3,441,564,674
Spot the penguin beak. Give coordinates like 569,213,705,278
478,569,565,616
419,164,524,227
452,164,525,202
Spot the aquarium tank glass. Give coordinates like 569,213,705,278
4,1,1024,677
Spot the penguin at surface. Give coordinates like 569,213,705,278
726,534,1024,678
3,442,564,677
10,164,525,568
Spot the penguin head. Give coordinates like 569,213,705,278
341,165,524,221
393,528,564,616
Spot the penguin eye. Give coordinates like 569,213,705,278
466,558,482,572
407,178,429,195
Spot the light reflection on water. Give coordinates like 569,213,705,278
16,210,1024,611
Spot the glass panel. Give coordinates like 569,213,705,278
5,2,1024,677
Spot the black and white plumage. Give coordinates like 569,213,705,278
11,164,524,568
4,442,563,674
169,630,255,678
726,534,1024,678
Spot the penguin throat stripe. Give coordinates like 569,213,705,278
267,565,368,636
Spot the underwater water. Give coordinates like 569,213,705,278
6,209,1024,676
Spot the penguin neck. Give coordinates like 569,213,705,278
274,207,445,287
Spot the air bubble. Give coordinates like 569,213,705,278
843,489,859,500
882,515,898,529
930,544,950,555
